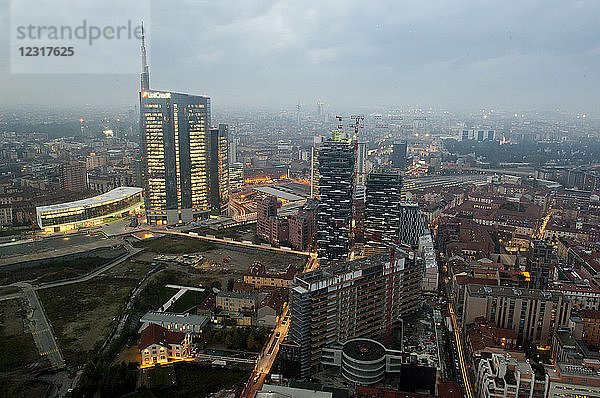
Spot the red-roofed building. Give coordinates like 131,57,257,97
244,262,297,289
197,293,216,317
139,323,191,366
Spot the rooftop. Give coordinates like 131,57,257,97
139,323,187,350
141,311,209,327
36,186,142,213
467,284,563,302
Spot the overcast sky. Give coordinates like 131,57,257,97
1,0,599,114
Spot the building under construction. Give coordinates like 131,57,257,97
286,249,422,379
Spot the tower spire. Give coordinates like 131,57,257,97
140,20,150,91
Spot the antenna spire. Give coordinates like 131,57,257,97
140,20,150,91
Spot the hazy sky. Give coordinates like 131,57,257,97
1,0,599,114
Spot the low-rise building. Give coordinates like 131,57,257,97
140,311,209,333
139,323,191,367
216,291,258,313
243,262,297,289
476,353,546,398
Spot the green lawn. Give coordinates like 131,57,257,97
0,256,114,285
38,276,137,366
169,290,209,313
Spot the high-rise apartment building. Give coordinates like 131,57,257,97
140,90,211,224
60,161,87,192
528,240,553,290
364,166,403,254
316,138,355,262
287,249,421,378
398,202,426,247
390,141,407,171
209,124,229,215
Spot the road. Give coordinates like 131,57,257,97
241,307,291,398
19,282,66,369
35,243,143,291
448,301,474,398
156,229,313,257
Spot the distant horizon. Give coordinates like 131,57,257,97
1,1,600,116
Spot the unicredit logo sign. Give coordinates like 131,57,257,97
142,91,171,99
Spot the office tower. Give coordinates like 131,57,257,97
364,166,403,254
317,100,324,121
287,249,421,378
316,138,355,262
140,90,211,224
209,124,229,215
228,162,244,192
229,137,238,164
355,141,368,202
390,141,407,171
528,240,553,290
398,203,426,247
60,161,87,192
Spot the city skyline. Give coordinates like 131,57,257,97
0,0,599,114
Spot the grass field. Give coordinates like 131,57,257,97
36,258,159,367
168,290,209,313
0,298,40,372
0,256,115,285
132,236,215,254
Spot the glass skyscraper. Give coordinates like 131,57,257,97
140,90,211,224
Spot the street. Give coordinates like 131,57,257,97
20,283,65,369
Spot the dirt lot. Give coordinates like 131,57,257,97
38,259,157,366
136,240,307,289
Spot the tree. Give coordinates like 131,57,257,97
227,278,235,291
211,280,222,290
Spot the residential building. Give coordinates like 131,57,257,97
462,284,572,346
216,291,258,313
139,323,191,367
390,141,407,171
316,138,355,262
60,161,87,192
140,311,209,334
288,199,317,251
546,360,600,397
398,203,426,247
243,263,297,289
364,166,403,254
476,353,546,398
287,249,421,378
528,240,554,290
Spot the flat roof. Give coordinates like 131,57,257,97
468,284,563,302
37,187,143,213
253,186,305,202
141,311,209,326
